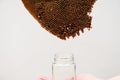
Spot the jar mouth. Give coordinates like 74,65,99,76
54,53,74,64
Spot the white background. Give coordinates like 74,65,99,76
0,0,120,80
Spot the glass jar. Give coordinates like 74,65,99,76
52,53,76,80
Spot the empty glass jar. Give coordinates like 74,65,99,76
52,53,76,80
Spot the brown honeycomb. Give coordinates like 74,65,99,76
22,0,96,40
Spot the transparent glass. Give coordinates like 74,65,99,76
52,53,76,80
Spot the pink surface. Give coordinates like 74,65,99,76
38,74,99,80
